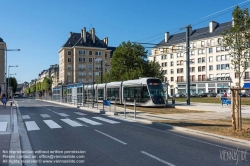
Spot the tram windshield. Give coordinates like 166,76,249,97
147,79,164,97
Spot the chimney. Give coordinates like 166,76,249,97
165,32,169,42
92,28,95,44
69,32,72,38
209,21,219,33
81,27,86,42
104,37,108,46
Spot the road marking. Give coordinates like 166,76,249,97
95,130,127,145
0,122,8,131
141,151,175,166
77,118,102,125
25,121,40,131
40,114,51,118
61,119,83,127
43,120,62,129
57,113,69,117
108,116,135,122
74,112,86,116
47,109,51,111
93,117,120,124
22,115,30,119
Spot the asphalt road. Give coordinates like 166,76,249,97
16,98,250,166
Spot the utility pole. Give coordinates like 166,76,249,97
101,60,103,83
92,58,95,108
186,25,191,105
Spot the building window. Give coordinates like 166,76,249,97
68,51,71,55
221,55,225,61
226,55,230,60
216,56,221,61
201,41,205,47
235,72,239,78
68,65,72,70
202,57,205,63
226,64,230,69
79,57,85,62
210,40,214,46
153,57,156,61
95,51,102,56
68,58,71,62
221,64,226,70
191,51,195,56
89,72,92,76
190,67,195,72
170,61,174,66
170,54,173,59
216,47,221,52
217,64,220,70
209,65,213,71
89,64,92,70
89,58,92,62
198,58,202,63
198,50,202,55
171,69,174,74
177,68,183,73
171,77,174,82
209,48,213,53
79,50,86,55
89,51,92,55
198,66,201,72
202,66,205,71
218,38,222,44
209,56,213,62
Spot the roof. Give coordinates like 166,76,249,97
0,37,3,42
63,31,110,48
156,21,232,48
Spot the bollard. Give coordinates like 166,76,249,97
172,98,175,104
134,98,136,119
97,100,98,110
124,99,126,118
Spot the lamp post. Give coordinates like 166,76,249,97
8,65,18,97
0,48,20,94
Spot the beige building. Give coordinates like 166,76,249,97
148,21,250,96
58,27,115,85
36,64,59,89
0,38,6,95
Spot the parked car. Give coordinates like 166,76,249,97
207,93,217,97
239,93,247,97
190,93,198,97
198,93,208,97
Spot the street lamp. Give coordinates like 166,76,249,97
0,48,20,94
8,65,18,97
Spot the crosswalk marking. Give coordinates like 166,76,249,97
61,119,83,127
0,122,8,131
74,112,86,116
57,113,69,117
25,121,40,131
77,117,102,125
43,120,62,129
93,117,120,124
40,114,51,118
22,115,30,119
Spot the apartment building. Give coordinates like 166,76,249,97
148,21,250,96
36,64,59,89
58,27,116,85
0,38,6,95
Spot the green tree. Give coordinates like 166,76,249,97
110,41,148,81
30,84,36,93
144,61,165,81
6,77,18,93
42,77,51,95
24,87,30,94
221,6,250,87
221,6,250,131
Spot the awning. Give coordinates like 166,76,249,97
243,83,250,88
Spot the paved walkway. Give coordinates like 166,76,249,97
0,99,22,166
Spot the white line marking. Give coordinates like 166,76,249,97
74,112,86,116
77,117,102,125
93,117,120,124
40,114,51,118
43,120,62,129
47,109,51,111
141,151,175,166
22,115,30,119
57,113,69,117
0,122,8,131
95,130,127,145
108,116,135,122
25,121,40,131
61,119,83,127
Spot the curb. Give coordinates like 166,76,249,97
8,133,22,166
37,99,250,146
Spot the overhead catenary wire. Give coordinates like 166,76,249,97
136,0,250,44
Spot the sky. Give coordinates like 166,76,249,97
1,0,250,83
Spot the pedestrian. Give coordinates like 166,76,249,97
1,93,7,108
223,90,227,98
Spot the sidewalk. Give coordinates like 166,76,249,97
0,100,22,166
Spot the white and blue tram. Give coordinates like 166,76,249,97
84,77,165,107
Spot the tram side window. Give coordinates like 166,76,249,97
98,89,104,100
141,86,150,98
107,88,119,100
123,87,141,98
67,89,72,94
77,87,83,93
